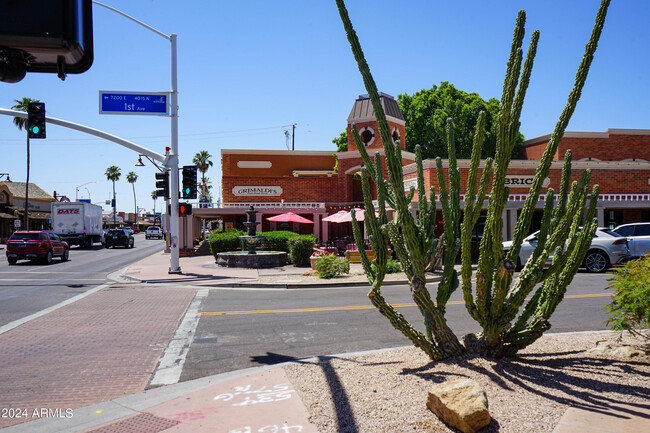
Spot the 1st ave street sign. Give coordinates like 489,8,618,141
99,91,169,116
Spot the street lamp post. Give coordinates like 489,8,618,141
92,1,181,273
75,181,96,201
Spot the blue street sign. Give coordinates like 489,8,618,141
99,91,169,116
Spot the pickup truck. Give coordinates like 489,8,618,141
145,226,163,239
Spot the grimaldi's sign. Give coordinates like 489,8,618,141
232,186,283,196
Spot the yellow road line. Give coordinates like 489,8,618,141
198,292,613,317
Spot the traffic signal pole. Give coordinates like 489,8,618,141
91,2,181,273
168,33,181,273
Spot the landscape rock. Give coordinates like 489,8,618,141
586,341,645,358
427,378,491,433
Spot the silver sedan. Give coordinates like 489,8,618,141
502,228,629,273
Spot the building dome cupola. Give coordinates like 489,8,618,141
346,92,406,151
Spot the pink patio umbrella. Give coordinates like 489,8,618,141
322,210,349,223
324,208,375,223
266,212,314,224
335,208,367,223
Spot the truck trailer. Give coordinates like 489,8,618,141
51,201,104,247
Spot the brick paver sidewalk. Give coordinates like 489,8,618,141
0,284,195,429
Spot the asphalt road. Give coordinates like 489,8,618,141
180,271,615,381
0,235,164,327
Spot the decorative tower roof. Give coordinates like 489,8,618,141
347,92,405,125
346,92,406,152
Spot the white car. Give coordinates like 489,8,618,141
502,228,629,273
145,226,164,240
611,222,650,259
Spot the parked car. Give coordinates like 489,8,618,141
145,226,163,240
6,230,69,265
611,222,650,259
105,229,134,248
502,228,629,273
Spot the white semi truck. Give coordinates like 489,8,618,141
51,201,104,248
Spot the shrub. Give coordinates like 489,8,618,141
604,256,650,340
373,258,402,274
208,230,245,257
315,254,350,279
260,231,299,253
290,235,316,267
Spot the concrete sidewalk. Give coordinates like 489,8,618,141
113,250,414,288
3,364,319,433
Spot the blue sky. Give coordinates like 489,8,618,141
2,0,648,216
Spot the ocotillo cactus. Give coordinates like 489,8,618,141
336,0,610,360
461,0,608,357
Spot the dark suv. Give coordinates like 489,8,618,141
6,231,69,265
105,229,134,248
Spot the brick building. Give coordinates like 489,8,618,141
183,93,650,249
0,181,56,242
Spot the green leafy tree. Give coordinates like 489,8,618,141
398,82,523,160
126,171,138,224
193,150,213,205
336,0,609,360
332,130,348,172
105,166,121,225
11,97,40,229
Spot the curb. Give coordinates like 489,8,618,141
117,274,444,289
218,278,416,289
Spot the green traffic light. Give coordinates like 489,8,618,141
31,126,40,134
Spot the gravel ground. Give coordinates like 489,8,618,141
284,331,649,433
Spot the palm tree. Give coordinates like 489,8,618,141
201,176,214,203
12,97,40,229
192,150,213,207
105,166,121,226
151,190,158,215
126,171,138,227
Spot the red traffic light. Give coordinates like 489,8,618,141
179,203,192,216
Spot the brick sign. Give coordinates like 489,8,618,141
505,175,550,188
232,186,283,196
